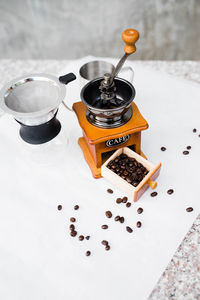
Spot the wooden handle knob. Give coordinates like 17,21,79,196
122,29,139,54
147,179,157,190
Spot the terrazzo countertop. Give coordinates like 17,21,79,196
0,60,199,300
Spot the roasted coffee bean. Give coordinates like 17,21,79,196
186,207,193,212
137,207,143,214
120,217,125,223
85,251,91,256
105,245,110,251
107,188,113,194
70,217,76,222
101,224,108,229
151,192,158,197
70,230,77,237
105,211,112,218
136,221,142,228
57,205,62,210
85,236,90,240
161,147,166,151
126,177,132,184
74,205,79,210
193,128,197,132
79,235,84,241
126,226,133,233
101,240,108,246
116,198,122,204
183,150,189,155
187,146,191,150
167,189,174,195
133,182,138,187
199,134,200,137
122,196,128,203
115,215,120,221
126,202,131,208
69,224,75,230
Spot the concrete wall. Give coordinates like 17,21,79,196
0,0,199,60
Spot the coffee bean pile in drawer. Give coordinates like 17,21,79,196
107,153,149,187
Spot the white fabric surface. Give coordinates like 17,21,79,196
0,57,200,300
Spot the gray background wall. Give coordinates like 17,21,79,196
0,0,200,60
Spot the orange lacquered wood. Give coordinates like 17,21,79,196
73,102,148,144
122,29,139,54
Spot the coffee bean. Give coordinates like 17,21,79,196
122,196,128,203
137,207,143,214
183,151,189,155
116,198,122,204
199,134,200,137
101,240,108,246
151,192,158,197
186,207,193,212
57,205,62,210
105,245,110,251
167,189,174,195
70,230,77,237
136,221,142,228
70,217,76,222
79,235,84,241
74,205,79,210
107,188,113,194
161,147,166,151
85,251,91,256
115,216,120,221
101,225,108,229
69,224,75,230
85,236,90,240
120,217,125,223
193,128,197,132
133,182,138,187
126,202,131,208
105,211,112,218
187,146,191,150
126,226,133,233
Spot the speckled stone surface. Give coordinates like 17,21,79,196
0,60,199,300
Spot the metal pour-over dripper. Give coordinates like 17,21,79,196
81,29,139,129
0,73,76,144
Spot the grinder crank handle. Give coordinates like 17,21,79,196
110,29,139,82
59,73,76,112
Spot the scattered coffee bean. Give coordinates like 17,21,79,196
151,192,158,197
167,189,174,195
115,216,120,221
69,224,75,230
107,189,113,194
70,217,76,222
105,211,112,218
85,236,90,240
74,205,79,210
126,226,133,233
187,146,191,150
85,251,91,256
79,235,84,241
105,245,110,251
186,207,193,212
120,217,125,223
57,205,62,210
161,147,166,151
122,197,128,203
70,230,77,237
193,128,197,133
136,221,142,228
116,198,122,204
183,150,189,155
137,207,143,214
101,224,108,229
126,202,131,208
101,240,108,246
199,134,200,137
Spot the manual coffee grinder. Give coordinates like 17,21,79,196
73,29,149,178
